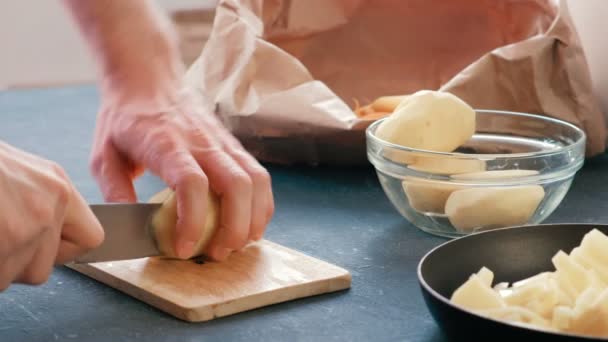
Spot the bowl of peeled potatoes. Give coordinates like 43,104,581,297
366,90,586,238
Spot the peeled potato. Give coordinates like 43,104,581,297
409,157,486,175
445,185,545,232
148,188,220,259
375,90,476,153
402,170,537,215
401,178,462,213
452,169,539,180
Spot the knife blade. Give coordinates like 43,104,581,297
73,203,163,264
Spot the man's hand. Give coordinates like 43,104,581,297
0,142,104,290
63,0,275,261
91,88,274,261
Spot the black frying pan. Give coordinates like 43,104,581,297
418,224,608,341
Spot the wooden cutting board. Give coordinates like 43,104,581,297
67,240,351,322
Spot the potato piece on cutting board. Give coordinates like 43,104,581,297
445,185,545,232
148,188,220,259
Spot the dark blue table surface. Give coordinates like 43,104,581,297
0,85,607,342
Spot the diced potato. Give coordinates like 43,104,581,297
505,281,558,319
481,307,552,329
450,228,608,337
512,272,553,288
148,188,220,259
445,186,545,232
451,274,507,311
569,288,608,336
477,267,494,287
552,306,574,331
580,229,608,264
552,251,591,296
375,90,476,153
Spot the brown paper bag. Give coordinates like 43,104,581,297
184,0,605,165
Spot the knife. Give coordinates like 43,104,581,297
73,203,163,264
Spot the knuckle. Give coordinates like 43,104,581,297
228,171,252,193
49,164,72,204
179,170,209,190
250,167,271,188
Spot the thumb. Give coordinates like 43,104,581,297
57,187,105,264
91,146,137,203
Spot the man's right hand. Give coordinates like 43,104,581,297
0,142,104,291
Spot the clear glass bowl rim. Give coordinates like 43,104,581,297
366,109,586,160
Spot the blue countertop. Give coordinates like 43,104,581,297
1,85,607,341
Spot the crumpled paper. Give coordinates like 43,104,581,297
184,0,605,165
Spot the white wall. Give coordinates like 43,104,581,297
0,0,606,117
0,0,216,90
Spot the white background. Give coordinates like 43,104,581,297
0,0,216,89
0,0,606,115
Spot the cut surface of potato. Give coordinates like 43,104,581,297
451,169,539,180
375,90,475,153
445,185,545,232
451,274,506,311
149,188,220,259
401,177,461,213
409,157,486,175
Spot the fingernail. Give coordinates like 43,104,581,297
177,240,196,259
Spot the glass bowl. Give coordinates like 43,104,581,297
366,110,586,238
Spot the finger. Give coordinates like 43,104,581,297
0,238,40,290
147,146,209,260
90,144,137,203
55,237,84,265
60,186,105,261
16,223,61,285
227,148,274,241
193,149,252,259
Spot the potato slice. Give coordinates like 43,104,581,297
401,177,462,213
445,186,545,232
409,157,486,175
402,170,537,215
451,169,539,180
148,188,220,259
375,90,475,153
